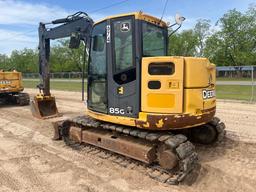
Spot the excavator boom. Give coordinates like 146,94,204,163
31,12,93,118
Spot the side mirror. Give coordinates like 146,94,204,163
175,13,186,25
69,32,81,49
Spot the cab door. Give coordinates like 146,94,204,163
107,16,140,117
87,21,108,113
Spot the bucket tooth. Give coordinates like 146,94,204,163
31,95,60,119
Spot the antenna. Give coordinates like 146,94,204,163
159,0,169,23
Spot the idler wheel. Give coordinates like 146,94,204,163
191,124,217,144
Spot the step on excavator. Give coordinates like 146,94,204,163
0,70,30,106
31,11,226,184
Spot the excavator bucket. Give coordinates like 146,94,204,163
31,95,59,119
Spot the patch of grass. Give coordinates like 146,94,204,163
217,77,252,81
23,80,85,92
216,85,256,101
23,80,255,101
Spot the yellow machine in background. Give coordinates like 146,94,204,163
0,70,30,105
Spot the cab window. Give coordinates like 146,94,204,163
112,17,136,85
142,22,167,56
113,18,134,72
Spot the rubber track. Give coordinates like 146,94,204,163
207,116,226,143
17,93,30,106
60,116,199,185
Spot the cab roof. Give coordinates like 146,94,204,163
94,11,167,27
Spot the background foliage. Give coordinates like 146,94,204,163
0,5,255,73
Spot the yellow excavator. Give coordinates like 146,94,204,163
31,12,226,184
0,70,30,105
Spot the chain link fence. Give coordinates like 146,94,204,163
23,66,256,102
216,66,255,102
23,72,87,79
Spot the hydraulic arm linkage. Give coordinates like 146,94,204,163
31,12,94,119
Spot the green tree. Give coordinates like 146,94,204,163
0,39,87,73
194,19,211,57
168,29,198,56
168,19,211,57
204,33,229,66
50,39,87,72
205,5,256,66
0,54,11,70
9,49,38,72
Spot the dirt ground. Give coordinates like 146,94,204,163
0,88,256,192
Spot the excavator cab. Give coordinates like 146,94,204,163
87,13,169,118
